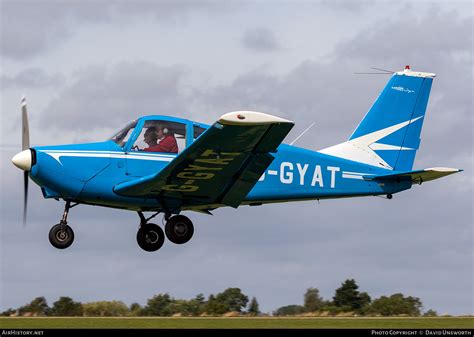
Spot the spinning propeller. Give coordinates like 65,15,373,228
12,97,32,226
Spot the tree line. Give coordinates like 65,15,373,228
274,279,436,317
0,279,438,317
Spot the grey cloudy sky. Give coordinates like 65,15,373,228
1,0,472,315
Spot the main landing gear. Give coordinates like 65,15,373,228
49,201,77,249
136,212,194,252
47,202,194,252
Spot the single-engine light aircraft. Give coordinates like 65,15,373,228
12,66,462,252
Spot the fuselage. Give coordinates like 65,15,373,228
29,134,411,212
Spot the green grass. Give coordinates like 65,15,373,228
0,317,473,329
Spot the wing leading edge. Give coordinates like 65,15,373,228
114,111,294,209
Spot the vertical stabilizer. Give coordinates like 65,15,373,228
320,66,435,171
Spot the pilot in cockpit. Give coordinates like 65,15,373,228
143,124,178,153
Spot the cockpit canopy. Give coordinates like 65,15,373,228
109,116,208,154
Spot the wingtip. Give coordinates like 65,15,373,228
219,111,294,126
425,167,462,173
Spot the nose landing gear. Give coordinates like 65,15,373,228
49,201,77,249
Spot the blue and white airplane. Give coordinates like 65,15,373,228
11,66,461,252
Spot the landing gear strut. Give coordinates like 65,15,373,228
49,201,77,249
135,212,194,251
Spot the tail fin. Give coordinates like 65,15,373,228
320,66,436,171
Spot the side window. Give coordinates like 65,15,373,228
132,120,186,154
194,126,206,139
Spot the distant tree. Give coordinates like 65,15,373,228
129,303,142,316
215,288,249,313
423,309,438,317
168,299,196,316
0,308,16,317
143,294,173,316
248,297,260,316
205,294,227,315
19,296,49,316
50,297,83,316
186,294,206,316
304,287,323,312
82,301,129,317
273,305,305,316
359,292,371,307
357,292,372,315
333,279,364,310
194,293,206,303
368,293,422,316
321,303,349,315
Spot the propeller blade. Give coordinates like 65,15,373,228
21,96,30,226
23,171,28,226
21,96,30,151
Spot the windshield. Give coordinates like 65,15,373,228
109,120,137,147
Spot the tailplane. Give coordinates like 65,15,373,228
364,167,462,184
320,66,435,171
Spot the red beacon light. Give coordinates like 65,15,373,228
405,65,411,70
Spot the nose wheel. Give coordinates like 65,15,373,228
49,223,74,249
49,201,77,249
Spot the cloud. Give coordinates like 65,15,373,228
1,2,89,60
332,10,472,63
38,61,191,134
321,0,374,12
1,68,64,89
241,27,280,52
0,1,234,60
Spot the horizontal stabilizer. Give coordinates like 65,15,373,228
365,167,462,184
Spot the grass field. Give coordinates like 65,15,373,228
0,317,473,329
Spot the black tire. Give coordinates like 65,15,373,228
49,223,74,249
165,215,194,244
136,223,165,252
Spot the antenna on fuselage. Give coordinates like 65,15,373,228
354,66,397,75
289,122,315,146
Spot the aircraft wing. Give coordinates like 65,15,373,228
365,167,462,184
114,111,294,209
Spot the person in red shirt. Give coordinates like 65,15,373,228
143,125,178,153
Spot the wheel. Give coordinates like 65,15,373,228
136,223,165,252
49,223,74,249
165,215,194,244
